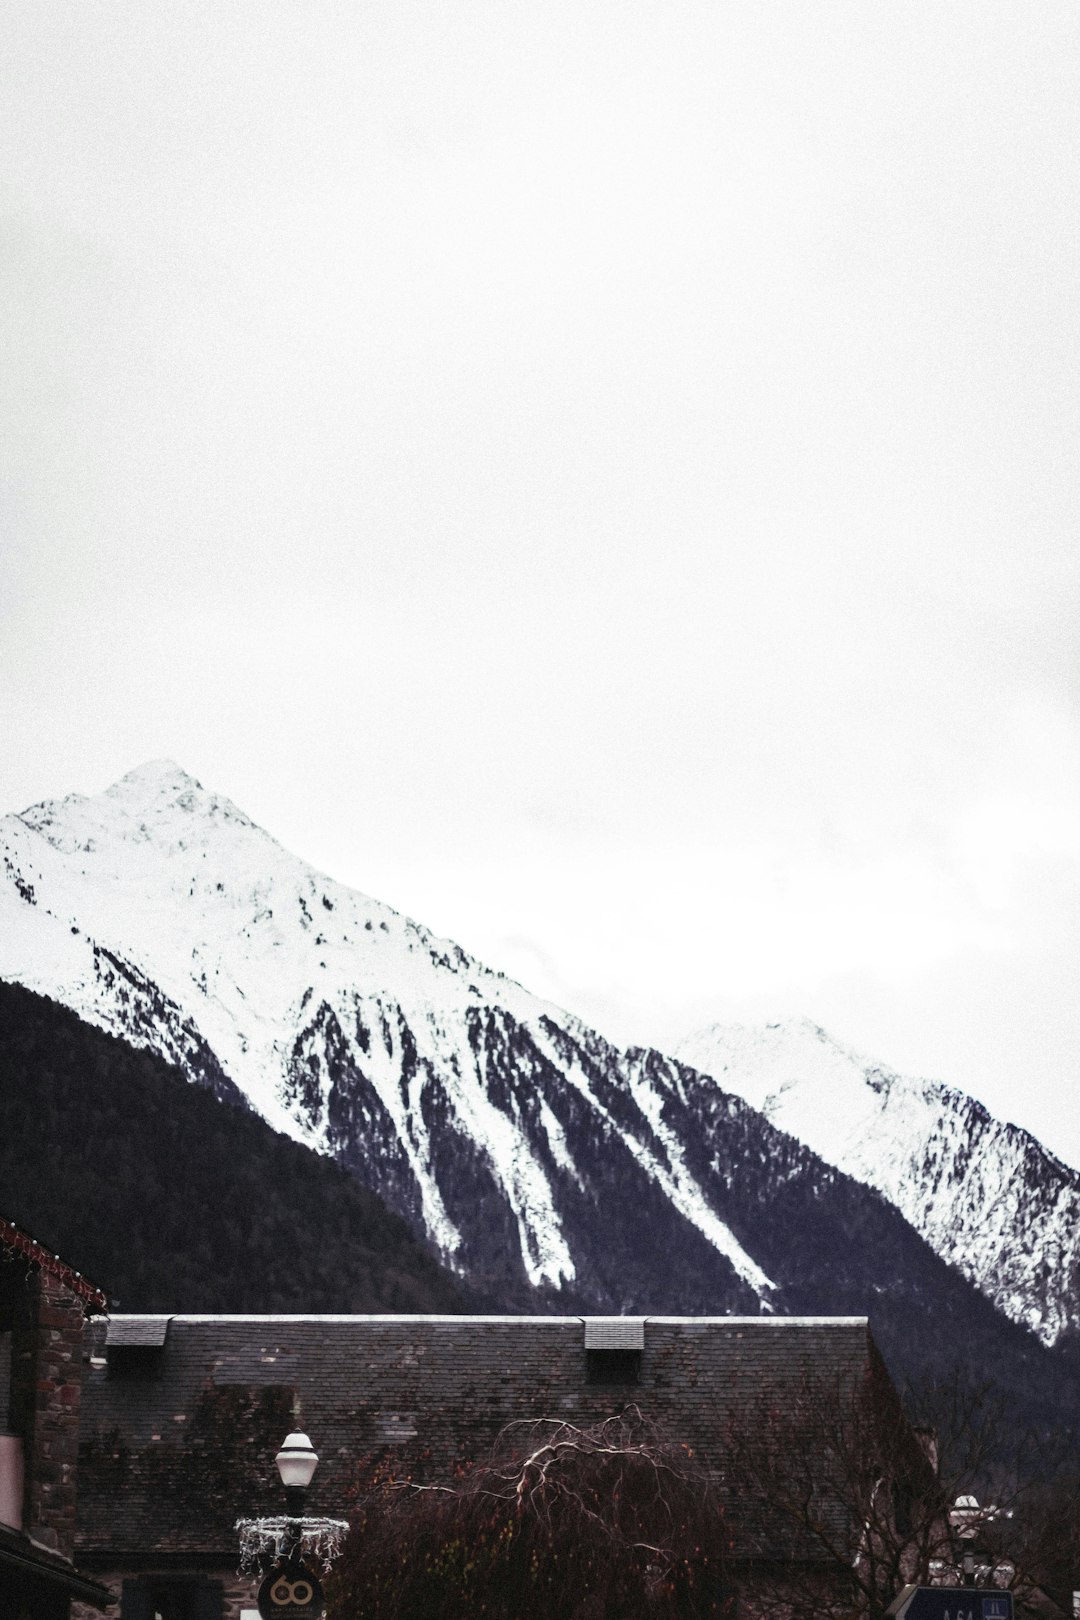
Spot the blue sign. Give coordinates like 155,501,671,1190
888,1587,1013,1620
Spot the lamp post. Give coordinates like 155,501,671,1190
237,1432,347,1618
275,1432,318,1565
949,1493,1000,1589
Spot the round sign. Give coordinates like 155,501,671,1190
257,1560,324,1620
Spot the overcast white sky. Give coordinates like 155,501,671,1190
3,3,1080,1163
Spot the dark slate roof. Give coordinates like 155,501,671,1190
76,1314,874,1562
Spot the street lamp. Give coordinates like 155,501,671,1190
237,1433,347,1595
951,1495,996,1589
275,1433,319,1565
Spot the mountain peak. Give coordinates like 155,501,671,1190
685,1015,841,1059
100,761,259,836
107,760,205,801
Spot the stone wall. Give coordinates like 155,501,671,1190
10,1267,86,1555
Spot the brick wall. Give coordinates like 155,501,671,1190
10,1267,86,1555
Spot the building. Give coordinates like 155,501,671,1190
0,1218,111,1620
72,1312,928,1619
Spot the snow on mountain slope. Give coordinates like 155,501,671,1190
0,761,775,1305
676,1019,1080,1347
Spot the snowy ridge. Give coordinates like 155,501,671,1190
676,1019,1080,1347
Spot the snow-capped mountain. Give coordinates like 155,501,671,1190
0,762,1073,1400
676,1019,1080,1348
0,761,775,1308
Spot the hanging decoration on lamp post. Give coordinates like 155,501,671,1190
236,1432,348,1620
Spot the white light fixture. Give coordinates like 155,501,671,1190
275,1432,319,1490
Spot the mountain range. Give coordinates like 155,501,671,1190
2,761,1077,1421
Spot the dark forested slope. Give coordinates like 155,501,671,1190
0,979,472,1312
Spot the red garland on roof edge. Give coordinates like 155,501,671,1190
0,1216,108,1312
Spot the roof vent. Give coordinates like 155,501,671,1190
106,1317,171,1379
583,1319,644,1350
106,1317,172,1348
583,1320,644,1386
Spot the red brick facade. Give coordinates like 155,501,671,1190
10,1269,88,1557
0,1225,110,1616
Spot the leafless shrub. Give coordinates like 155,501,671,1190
326,1407,732,1620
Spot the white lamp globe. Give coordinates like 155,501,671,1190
275,1433,319,1489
